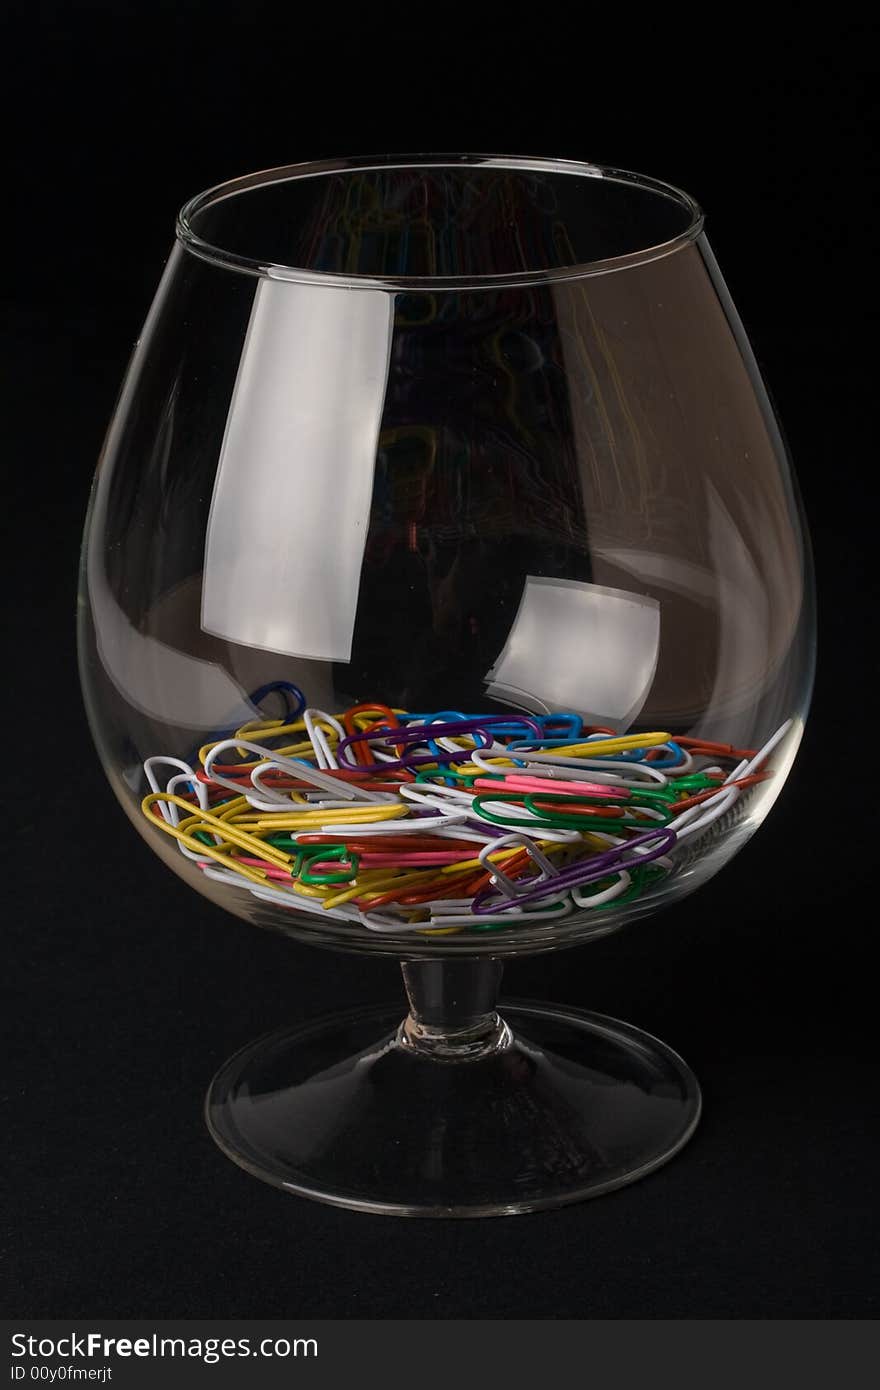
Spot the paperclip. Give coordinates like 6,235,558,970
471,792,633,833
248,681,306,721
322,807,466,835
298,845,360,885
204,740,382,803
508,731,670,759
477,834,558,899
472,775,628,800
342,703,402,767
357,909,464,935
523,791,673,827
571,869,633,908
536,713,583,740
302,707,346,769
471,827,677,914
145,695,791,937
144,757,207,820
335,718,534,771
431,897,573,929
141,794,282,886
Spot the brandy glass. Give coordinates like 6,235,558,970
78,156,814,1215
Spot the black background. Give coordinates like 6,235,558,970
3,4,878,1318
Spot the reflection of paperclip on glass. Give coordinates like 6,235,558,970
377,424,438,475
375,425,438,523
485,576,661,732
394,290,438,326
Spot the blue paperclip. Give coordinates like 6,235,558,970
401,712,535,735
481,723,545,741
422,712,474,785
507,737,576,751
424,711,471,757
398,711,467,724
435,713,534,775
191,680,307,762
536,713,583,740
247,681,306,721
402,712,536,753
610,740,685,769
644,740,686,769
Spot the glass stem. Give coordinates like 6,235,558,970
398,958,511,1061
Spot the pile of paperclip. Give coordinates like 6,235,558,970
141,683,790,936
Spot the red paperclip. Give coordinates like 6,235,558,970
342,703,403,767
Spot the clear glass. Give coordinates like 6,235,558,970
78,155,814,1215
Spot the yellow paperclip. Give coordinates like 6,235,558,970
436,845,524,877
236,803,410,832
321,866,435,912
198,719,318,769
546,732,670,759
141,796,272,886
142,794,294,869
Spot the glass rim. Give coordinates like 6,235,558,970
176,153,705,290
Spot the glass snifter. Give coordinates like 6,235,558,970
78,155,814,1215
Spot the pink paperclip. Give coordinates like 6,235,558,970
235,856,294,882
359,851,472,867
471,775,628,799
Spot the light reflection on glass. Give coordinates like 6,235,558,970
201,276,394,662
485,576,660,730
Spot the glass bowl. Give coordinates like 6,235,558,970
79,155,814,1215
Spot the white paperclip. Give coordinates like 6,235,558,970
201,865,362,922
427,897,573,928
571,869,633,908
357,908,442,934
399,783,475,810
303,707,346,770
521,760,670,788
669,720,792,845
144,756,209,820
246,760,394,812
143,758,214,864
203,738,386,803
477,833,558,900
321,807,467,835
468,743,521,774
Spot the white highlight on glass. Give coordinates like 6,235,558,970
201,276,394,662
87,553,258,729
485,576,660,731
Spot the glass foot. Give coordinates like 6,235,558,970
206,1002,701,1217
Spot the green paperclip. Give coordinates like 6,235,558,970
471,793,630,833
652,772,719,801
524,791,673,829
421,764,487,789
297,844,360,885
468,900,568,931
523,793,636,832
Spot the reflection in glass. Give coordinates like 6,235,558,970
485,577,660,729
202,277,394,661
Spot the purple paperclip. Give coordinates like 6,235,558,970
425,713,545,739
381,715,544,744
336,730,491,771
335,714,543,772
470,826,676,914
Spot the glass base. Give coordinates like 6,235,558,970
206,1002,701,1217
